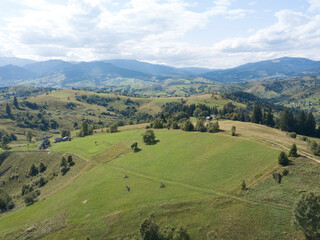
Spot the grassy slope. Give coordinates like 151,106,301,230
0,123,312,239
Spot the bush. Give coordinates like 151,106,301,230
61,166,70,176
142,130,156,145
172,121,180,129
289,132,297,138
34,177,47,187
29,164,39,176
131,142,139,152
231,126,236,136
288,143,298,157
24,190,40,206
61,157,67,167
67,155,75,167
182,120,194,132
153,118,164,129
196,120,207,132
292,192,320,240
282,168,289,176
207,122,220,133
109,123,118,133
278,152,289,166
39,162,47,173
0,190,15,213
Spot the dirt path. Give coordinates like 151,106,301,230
108,164,291,210
256,138,320,164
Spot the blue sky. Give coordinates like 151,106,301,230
0,0,319,68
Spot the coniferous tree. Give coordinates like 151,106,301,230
13,96,19,109
5,104,12,118
251,105,262,124
296,110,307,135
280,108,295,132
289,143,298,157
278,151,289,166
266,108,275,127
306,112,316,137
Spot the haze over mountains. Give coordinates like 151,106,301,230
0,57,320,88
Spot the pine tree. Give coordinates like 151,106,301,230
278,151,289,166
306,112,316,137
280,108,295,132
5,104,12,118
266,108,275,127
289,143,298,157
13,96,19,109
295,110,306,135
251,105,262,124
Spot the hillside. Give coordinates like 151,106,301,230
0,122,319,239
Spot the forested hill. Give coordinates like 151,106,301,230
0,57,320,87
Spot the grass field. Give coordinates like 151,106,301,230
1,123,315,239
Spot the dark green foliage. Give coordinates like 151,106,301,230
60,166,70,176
310,141,320,156
24,190,40,206
78,120,93,137
5,103,12,118
241,180,246,191
29,164,39,176
26,130,33,143
266,108,275,127
289,144,298,157
131,142,139,152
231,126,236,136
61,157,67,168
251,104,262,124
280,108,295,132
292,192,320,240
109,123,118,133
278,152,289,166
306,112,316,137
61,129,71,138
273,172,282,184
68,155,75,166
171,121,179,129
142,130,156,145
139,217,159,240
65,102,76,110
0,189,15,213
289,132,296,138
13,96,19,109
196,120,206,132
153,118,164,129
282,168,289,176
21,184,33,196
207,122,219,133
33,177,47,187
39,162,47,173
182,120,194,132
1,135,10,147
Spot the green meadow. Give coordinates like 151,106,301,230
0,127,309,239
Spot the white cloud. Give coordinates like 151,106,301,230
307,0,320,12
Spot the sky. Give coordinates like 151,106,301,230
0,0,320,68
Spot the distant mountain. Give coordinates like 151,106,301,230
24,60,74,75
0,57,37,67
0,65,35,84
203,57,320,83
102,59,191,75
61,61,149,85
179,67,212,75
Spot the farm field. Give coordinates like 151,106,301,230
1,123,318,239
